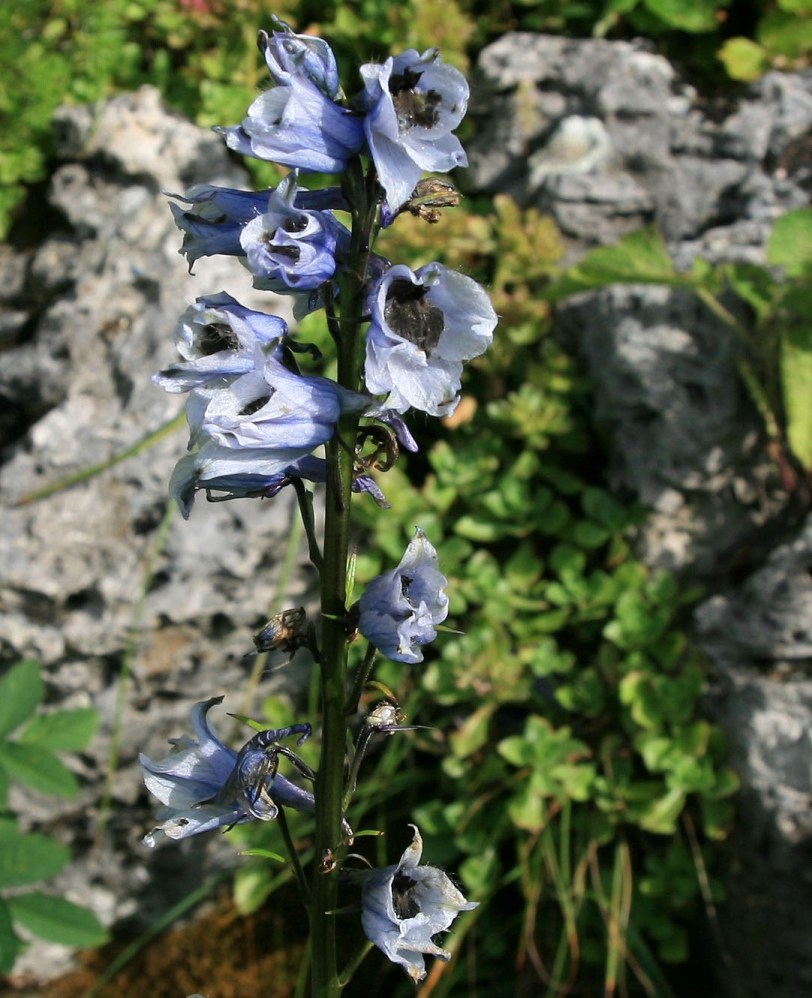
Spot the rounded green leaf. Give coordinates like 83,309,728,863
0,661,43,737
0,743,79,798
0,831,69,888
7,893,107,948
19,707,99,751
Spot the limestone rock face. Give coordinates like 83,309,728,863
1,87,310,979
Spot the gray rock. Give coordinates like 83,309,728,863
0,86,314,980
468,33,812,248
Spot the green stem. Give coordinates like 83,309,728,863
291,476,324,573
278,806,311,907
310,157,374,998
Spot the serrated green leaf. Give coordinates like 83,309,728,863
0,743,79,798
767,208,812,276
0,831,69,888
7,894,107,948
0,661,43,737
19,708,99,751
0,898,25,975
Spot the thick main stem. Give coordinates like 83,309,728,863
310,159,373,998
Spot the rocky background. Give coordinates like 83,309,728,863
2,33,812,997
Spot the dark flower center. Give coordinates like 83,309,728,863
400,574,413,598
267,239,301,262
283,214,308,234
199,322,238,355
384,279,444,355
239,393,272,416
389,67,441,131
391,872,421,920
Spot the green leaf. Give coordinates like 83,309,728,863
544,228,677,302
449,704,494,759
0,660,43,737
779,288,812,470
767,208,812,276
0,830,69,888
643,0,719,31
717,37,770,82
19,708,99,751
637,787,686,834
0,898,25,975
0,743,79,798
7,894,107,948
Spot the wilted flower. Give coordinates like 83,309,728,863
361,825,478,981
358,528,448,663
364,262,497,416
153,292,287,393
167,183,348,269
240,172,348,291
140,697,315,847
260,18,341,99
361,49,468,212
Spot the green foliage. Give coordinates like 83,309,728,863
0,661,106,972
342,200,738,994
5,1,812,237
546,211,812,483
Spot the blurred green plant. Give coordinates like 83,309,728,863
0,659,106,973
544,209,812,494
3,1,811,237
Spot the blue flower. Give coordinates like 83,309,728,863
358,529,448,663
167,184,348,270
260,18,341,99
217,77,364,175
360,49,469,212
153,292,288,393
240,173,348,291
140,697,315,847
364,262,496,416
361,825,478,981
169,361,371,517
186,356,369,451
169,448,392,517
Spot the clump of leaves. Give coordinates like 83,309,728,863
0,660,106,973
342,200,738,995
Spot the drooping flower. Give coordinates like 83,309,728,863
153,292,288,393
139,697,315,847
360,49,469,212
169,447,391,517
260,17,341,99
186,355,369,451
358,528,448,663
240,172,348,291
167,184,348,269
364,262,497,416
217,73,364,174
361,825,478,981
